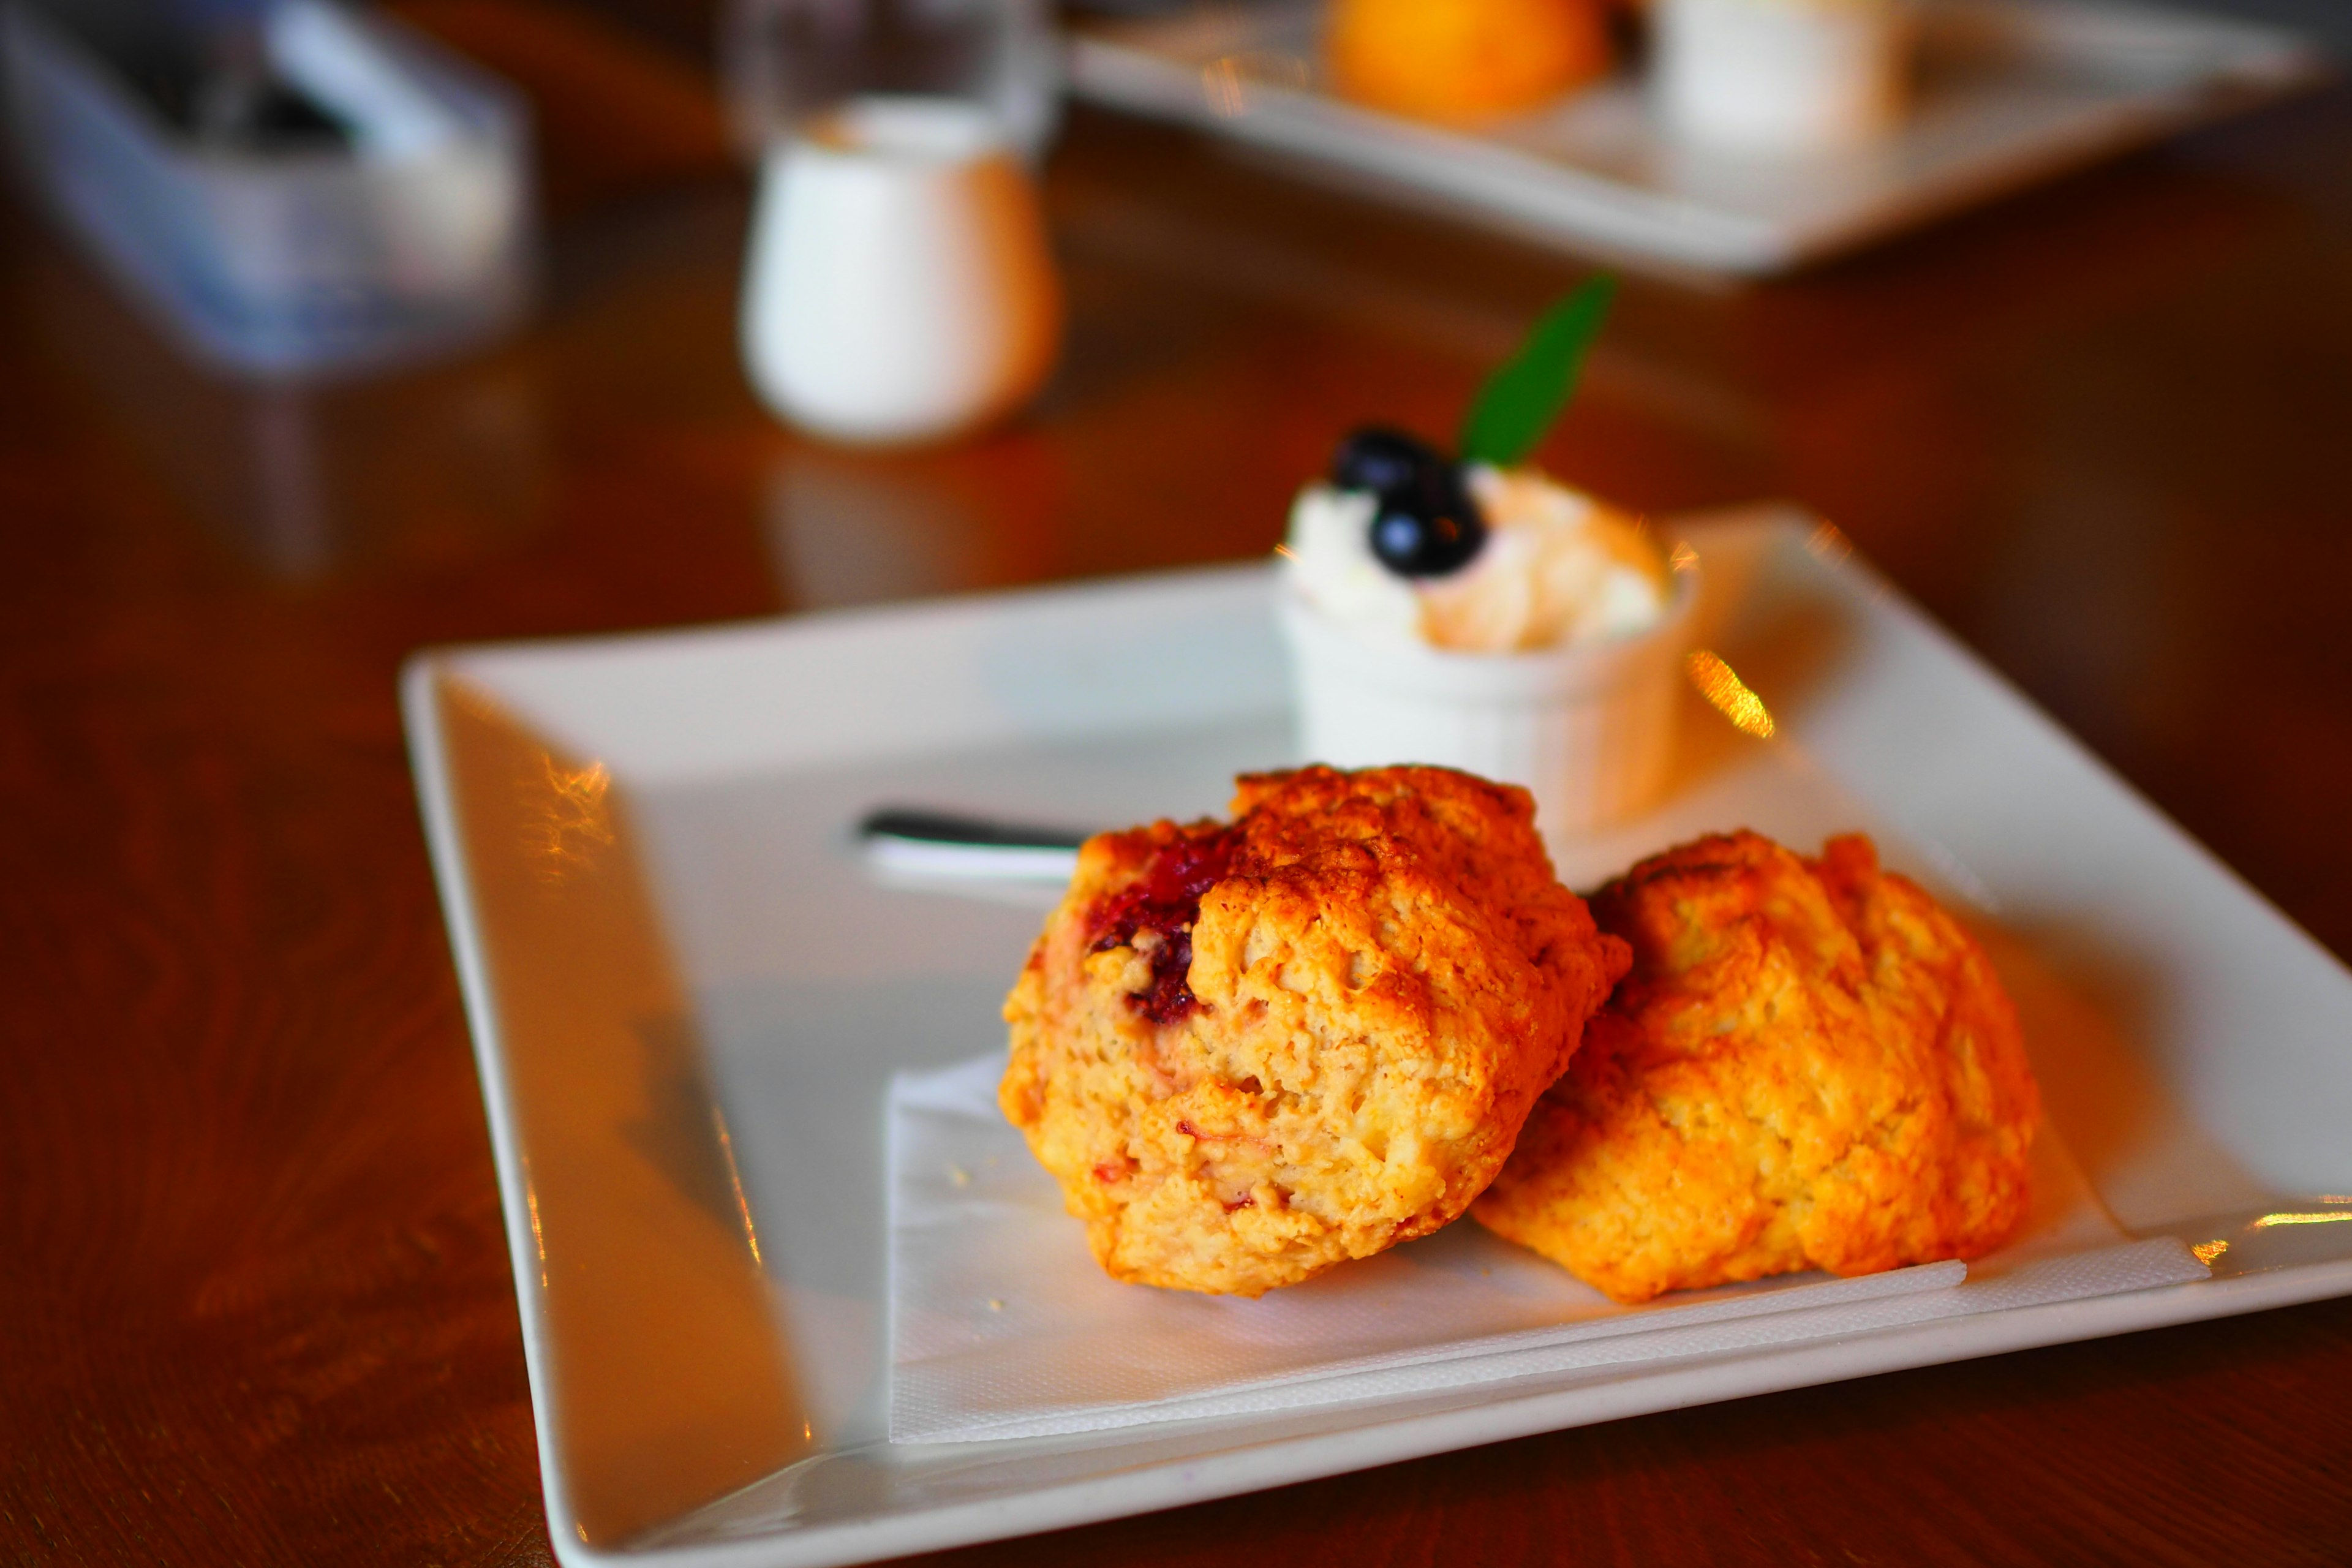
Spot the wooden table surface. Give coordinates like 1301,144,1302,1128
6,5,2352,1562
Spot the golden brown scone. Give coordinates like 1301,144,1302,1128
1327,0,1611,123
1472,831,2038,1303
1001,765,1629,1297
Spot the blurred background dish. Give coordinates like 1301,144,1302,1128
0,0,535,375
1066,0,2325,273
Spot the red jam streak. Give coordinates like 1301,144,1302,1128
1086,828,1236,1024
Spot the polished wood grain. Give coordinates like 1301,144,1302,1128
4,4,2350,1562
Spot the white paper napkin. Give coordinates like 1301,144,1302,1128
888,1053,2209,1444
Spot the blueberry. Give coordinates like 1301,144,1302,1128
1327,425,1487,577
1330,426,1445,496
1369,490,1487,577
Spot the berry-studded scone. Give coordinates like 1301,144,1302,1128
1473,831,2040,1303
1000,765,1629,1297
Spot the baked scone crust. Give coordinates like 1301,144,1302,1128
1473,831,2039,1303
1001,765,1629,1297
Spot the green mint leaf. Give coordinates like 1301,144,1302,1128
1457,274,1617,468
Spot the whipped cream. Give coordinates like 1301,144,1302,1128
1283,465,1668,654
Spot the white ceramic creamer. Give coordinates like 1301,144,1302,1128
741,96,1061,445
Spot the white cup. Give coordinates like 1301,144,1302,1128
1657,0,1913,153
1280,562,1700,838
740,96,1062,445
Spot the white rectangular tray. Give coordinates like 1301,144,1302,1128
1066,0,2326,274
403,510,2352,1567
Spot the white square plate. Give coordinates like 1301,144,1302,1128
1066,0,2324,274
403,510,2352,1567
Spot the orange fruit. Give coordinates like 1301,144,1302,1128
1327,0,1613,123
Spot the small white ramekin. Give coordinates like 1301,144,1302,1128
1279,560,1700,837
1657,0,1914,154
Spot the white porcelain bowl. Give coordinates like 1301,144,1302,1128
1280,559,1699,837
